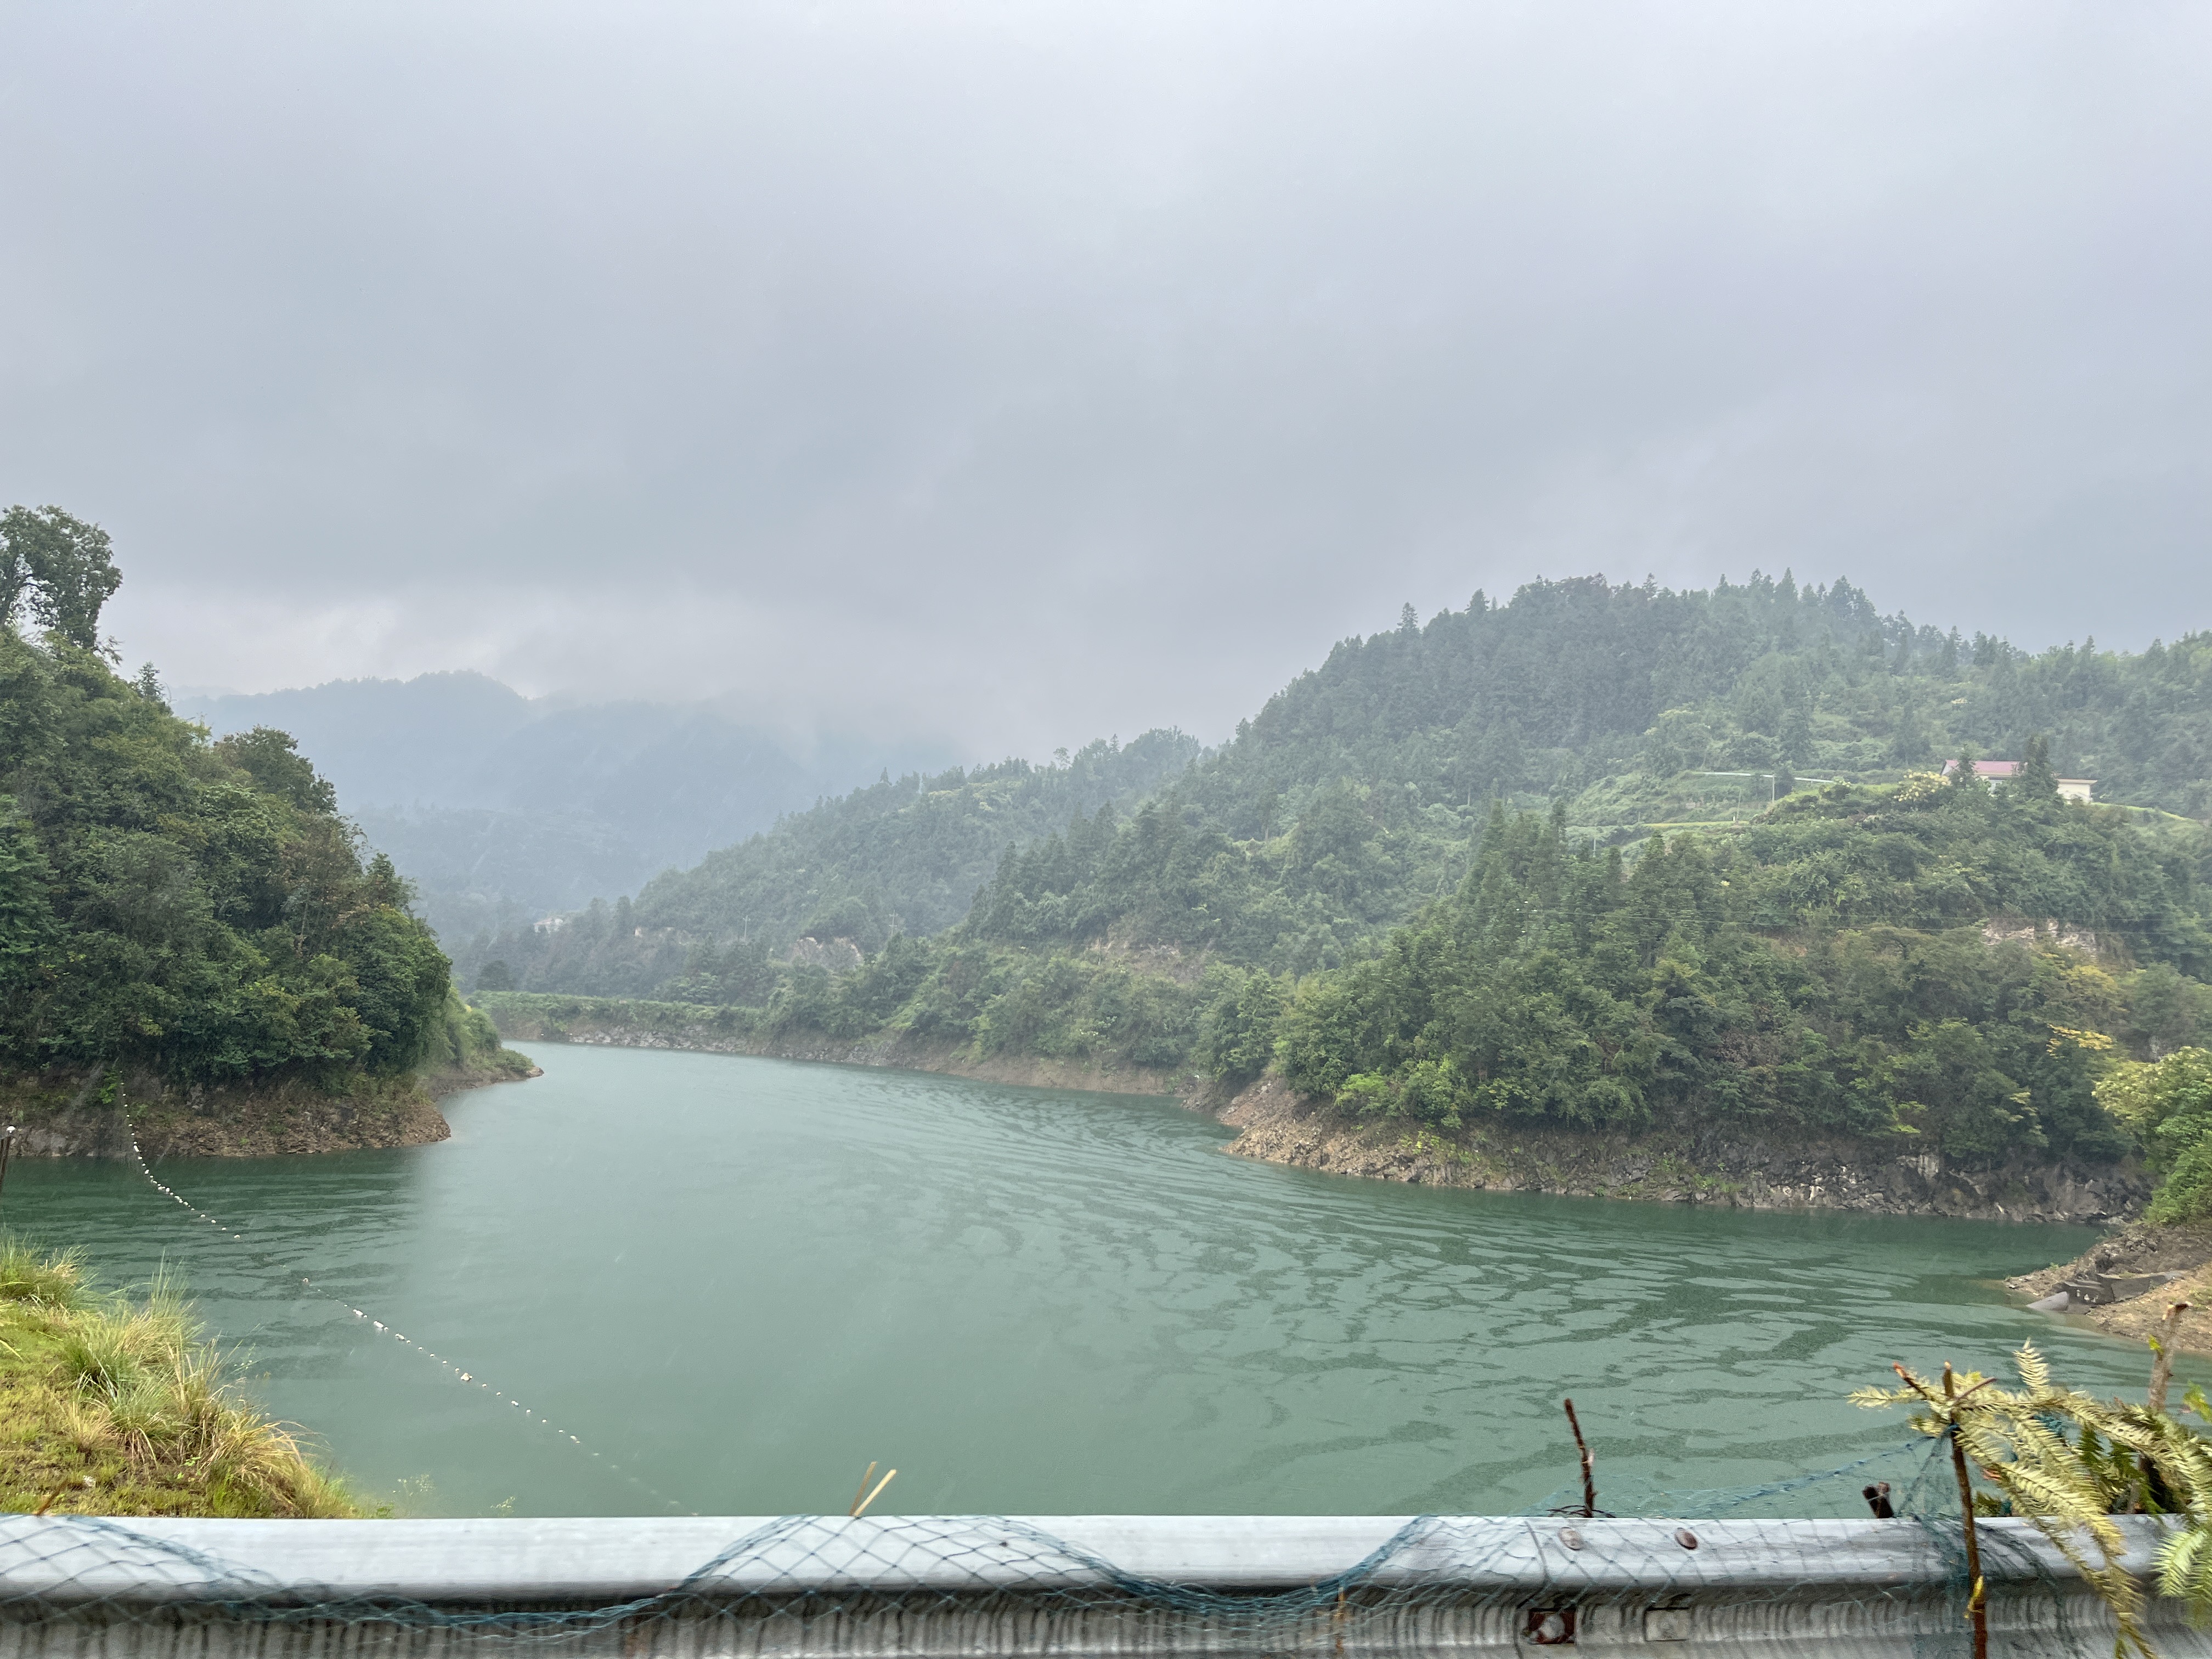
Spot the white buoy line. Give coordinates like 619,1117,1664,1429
123,1128,691,1515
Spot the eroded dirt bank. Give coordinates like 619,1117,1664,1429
2006,1224,2212,1355
1,1058,539,1159
1207,1076,2147,1225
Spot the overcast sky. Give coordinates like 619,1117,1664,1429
4,1,2208,755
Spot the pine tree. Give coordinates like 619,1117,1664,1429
2017,733,2062,806
1857,1330,2212,1659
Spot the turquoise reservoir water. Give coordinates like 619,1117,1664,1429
0,1044,2166,1517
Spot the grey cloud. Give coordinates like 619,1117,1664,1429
3,0,2209,753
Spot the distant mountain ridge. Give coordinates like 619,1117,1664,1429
178,673,955,941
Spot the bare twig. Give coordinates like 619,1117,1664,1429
2149,1302,2192,1415
1562,1399,1597,1519
1942,1364,1988,1659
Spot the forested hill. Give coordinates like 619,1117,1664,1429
964,574,2212,974
453,731,1200,999
462,570,2212,1000
0,511,523,1143
1182,573,2210,821
484,757,2212,1182
1273,761,2212,1166
470,568,2212,1197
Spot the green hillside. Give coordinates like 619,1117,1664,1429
961,575,2212,975
476,571,2212,1003
0,511,524,1131
1276,754,2210,1164
451,731,1200,998
465,572,2212,1180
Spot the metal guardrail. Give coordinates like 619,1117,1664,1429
0,1513,2201,1657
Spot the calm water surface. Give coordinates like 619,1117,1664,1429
1,1044,2169,1517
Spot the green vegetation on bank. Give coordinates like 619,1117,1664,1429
0,511,527,1126
1273,753,2209,1161
425,986,535,1084
451,571,2212,1198
485,758,2212,1190
2,633,442,1082
478,940,1225,1078
475,991,758,1047
0,1237,354,1516
2101,1048,2212,1223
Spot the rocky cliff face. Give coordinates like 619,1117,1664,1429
1208,1077,2146,1224
786,935,866,973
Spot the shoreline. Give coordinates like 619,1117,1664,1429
1,1057,543,1160
1206,1076,2142,1226
2006,1223,2212,1357
488,1007,1187,1100
485,1007,2142,1227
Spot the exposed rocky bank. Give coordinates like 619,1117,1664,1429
2007,1223,2212,1356
1205,1077,2147,1224
1,1057,539,1159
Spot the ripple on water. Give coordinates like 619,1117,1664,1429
2,1043,2171,1518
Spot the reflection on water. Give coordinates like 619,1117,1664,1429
3,1044,2167,1517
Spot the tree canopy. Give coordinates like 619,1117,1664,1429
0,506,121,651
1,623,454,1089
1272,773,2211,1162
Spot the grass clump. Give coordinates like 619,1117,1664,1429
0,1236,356,1517
0,1235,86,1308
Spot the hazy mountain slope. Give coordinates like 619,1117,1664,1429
343,805,648,942
455,731,1202,995
177,673,540,808
180,674,953,940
